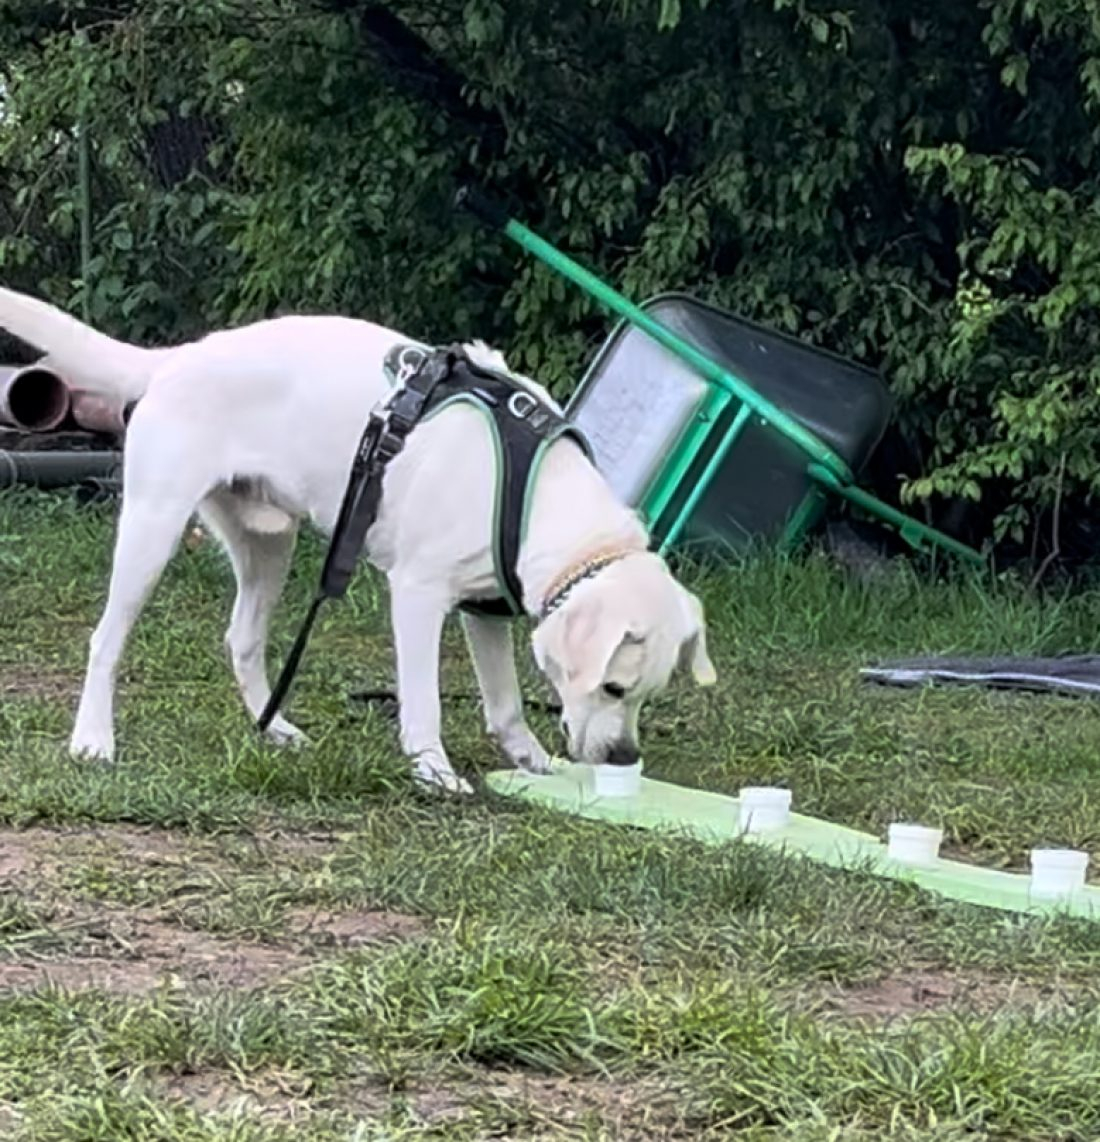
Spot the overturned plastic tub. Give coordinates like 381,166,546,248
0,449,122,490
0,364,71,432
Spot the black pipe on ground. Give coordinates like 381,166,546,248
0,450,122,490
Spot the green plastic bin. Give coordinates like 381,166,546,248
456,189,983,566
568,292,897,557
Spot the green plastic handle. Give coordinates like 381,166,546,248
487,211,854,486
809,465,985,566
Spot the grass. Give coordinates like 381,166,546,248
3,487,1100,1138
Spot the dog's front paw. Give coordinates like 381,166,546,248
412,750,473,796
497,725,552,775
69,732,114,764
264,716,308,749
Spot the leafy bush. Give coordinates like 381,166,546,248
3,0,1100,557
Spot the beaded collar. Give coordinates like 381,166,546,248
538,548,638,620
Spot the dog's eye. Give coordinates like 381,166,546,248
602,682,626,700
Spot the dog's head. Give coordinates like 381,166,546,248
531,552,716,767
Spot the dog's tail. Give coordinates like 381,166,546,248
0,286,172,403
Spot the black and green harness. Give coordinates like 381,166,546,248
257,342,592,733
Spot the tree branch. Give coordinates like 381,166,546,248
1030,450,1066,588
315,1,504,141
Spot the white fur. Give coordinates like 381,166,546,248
0,287,716,793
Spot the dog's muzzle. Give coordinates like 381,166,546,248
602,742,640,767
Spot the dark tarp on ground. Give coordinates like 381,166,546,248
861,656,1100,698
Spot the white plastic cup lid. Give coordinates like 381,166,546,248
889,824,943,842
739,786,792,806
593,762,642,795
1030,847,1089,870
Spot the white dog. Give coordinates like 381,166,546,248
0,288,716,793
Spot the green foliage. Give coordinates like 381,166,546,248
2,0,1100,551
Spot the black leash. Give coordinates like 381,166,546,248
257,346,451,733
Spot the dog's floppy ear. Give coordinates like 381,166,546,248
678,589,717,687
534,595,633,695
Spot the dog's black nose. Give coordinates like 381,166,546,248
604,742,640,767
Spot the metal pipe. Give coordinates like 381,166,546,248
0,449,122,490
0,364,72,432
68,389,131,435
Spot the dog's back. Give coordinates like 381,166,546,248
121,314,409,534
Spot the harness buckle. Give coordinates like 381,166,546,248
387,386,429,432
392,346,426,387
373,423,406,466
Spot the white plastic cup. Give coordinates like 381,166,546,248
738,786,792,833
887,823,943,866
1029,848,1090,901
592,761,643,798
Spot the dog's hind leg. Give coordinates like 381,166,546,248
461,613,551,774
70,489,198,762
198,491,303,746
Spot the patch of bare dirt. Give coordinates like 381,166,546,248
253,827,343,860
342,1070,691,1138
0,830,44,880
0,958,162,993
165,1068,489,1131
0,907,306,995
0,665,81,703
0,826,127,881
1,825,190,877
288,906,427,948
0,1101,24,1136
0,826,426,1000
823,969,1063,1021
160,1069,314,1124
478,1072,688,1138
0,823,341,887
35,824,247,864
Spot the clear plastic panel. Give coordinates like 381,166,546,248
569,323,708,506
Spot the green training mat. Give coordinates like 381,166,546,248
485,761,1100,920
